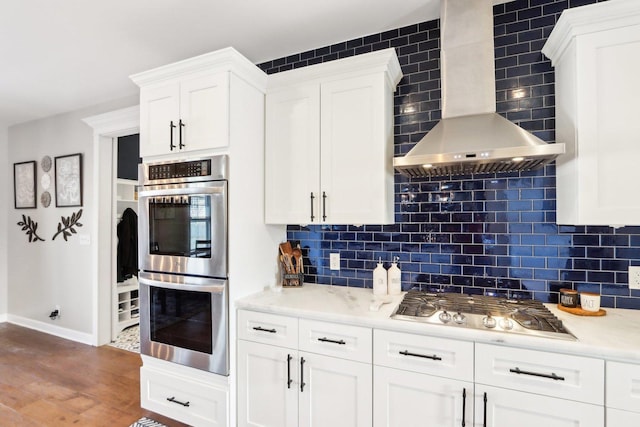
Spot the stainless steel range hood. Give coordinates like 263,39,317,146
393,0,564,178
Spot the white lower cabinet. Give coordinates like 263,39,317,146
140,357,228,427
237,310,372,427
475,343,604,427
476,384,603,427
606,360,640,425
237,340,297,427
374,365,472,427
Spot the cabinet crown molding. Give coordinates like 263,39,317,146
267,48,403,91
130,46,267,92
542,0,640,63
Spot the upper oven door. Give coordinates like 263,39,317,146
139,180,227,278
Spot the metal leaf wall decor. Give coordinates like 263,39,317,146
17,215,45,242
52,209,83,241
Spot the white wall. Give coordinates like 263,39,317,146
0,123,7,320
7,96,136,340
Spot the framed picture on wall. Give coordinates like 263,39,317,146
13,160,37,209
55,153,83,207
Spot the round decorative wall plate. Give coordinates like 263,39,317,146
41,173,51,190
41,155,52,172
41,191,51,208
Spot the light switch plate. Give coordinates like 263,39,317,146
629,266,640,289
330,253,340,270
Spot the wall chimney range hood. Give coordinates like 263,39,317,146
393,0,564,178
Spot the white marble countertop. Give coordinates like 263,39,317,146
235,283,640,363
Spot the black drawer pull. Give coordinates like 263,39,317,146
167,396,190,407
461,388,466,427
399,350,442,361
318,337,346,345
253,326,277,333
300,357,306,392
509,367,565,381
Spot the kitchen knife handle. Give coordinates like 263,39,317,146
310,192,315,222
179,119,185,149
461,388,466,427
322,191,327,221
300,357,306,392
509,367,565,381
399,350,442,361
286,354,293,389
169,121,176,150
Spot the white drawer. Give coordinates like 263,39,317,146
607,360,640,412
237,309,298,349
298,318,372,363
475,343,604,405
141,365,228,427
608,408,640,425
373,329,473,382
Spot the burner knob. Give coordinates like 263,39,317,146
500,317,514,330
439,311,452,323
483,315,497,329
453,312,466,324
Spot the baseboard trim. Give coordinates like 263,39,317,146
7,315,94,345
0,313,7,323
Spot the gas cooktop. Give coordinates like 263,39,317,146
391,291,576,341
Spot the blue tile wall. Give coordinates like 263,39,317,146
258,0,640,309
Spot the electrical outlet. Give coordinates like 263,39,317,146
329,253,340,271
629,266,640,290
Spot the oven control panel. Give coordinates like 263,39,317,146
148,159,211,180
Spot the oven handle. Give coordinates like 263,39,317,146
139,183,225,198
139,274,227,293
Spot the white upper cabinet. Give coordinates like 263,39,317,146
132,47,267,159
265,48,402,225
542,0,640,226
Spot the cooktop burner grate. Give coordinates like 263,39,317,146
392,291,575,340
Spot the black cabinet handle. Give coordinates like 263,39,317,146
322,191,327,221
318,337,346,345
483,392,487,427
509,367,565,381
252,326,277,333
461,388,466,427
167,396,190,407
286,354,293,389
399,350,442,361
169,121,176,150
300,357,306,392
310,192,315,222
179,119,185,149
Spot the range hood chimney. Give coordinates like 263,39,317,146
393,0,564,178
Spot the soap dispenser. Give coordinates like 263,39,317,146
373,257,388,296
387,256,401,295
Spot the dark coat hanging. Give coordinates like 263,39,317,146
117,207,138,282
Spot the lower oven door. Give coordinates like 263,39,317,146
139,272,228,375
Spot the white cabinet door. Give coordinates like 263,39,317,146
180,72,230,152
320,73,394,224
140,82,180,157
298,351,372,427
374,365,472,427
608,408,640,425
237,340,298,427
475,385,604,427
265,84,321,224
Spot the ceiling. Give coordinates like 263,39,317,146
1,0,510,126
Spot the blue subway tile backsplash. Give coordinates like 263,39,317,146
257,0,639,308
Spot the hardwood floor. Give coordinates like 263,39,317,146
0,323,189,426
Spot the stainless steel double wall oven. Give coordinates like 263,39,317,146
138,155,229,375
